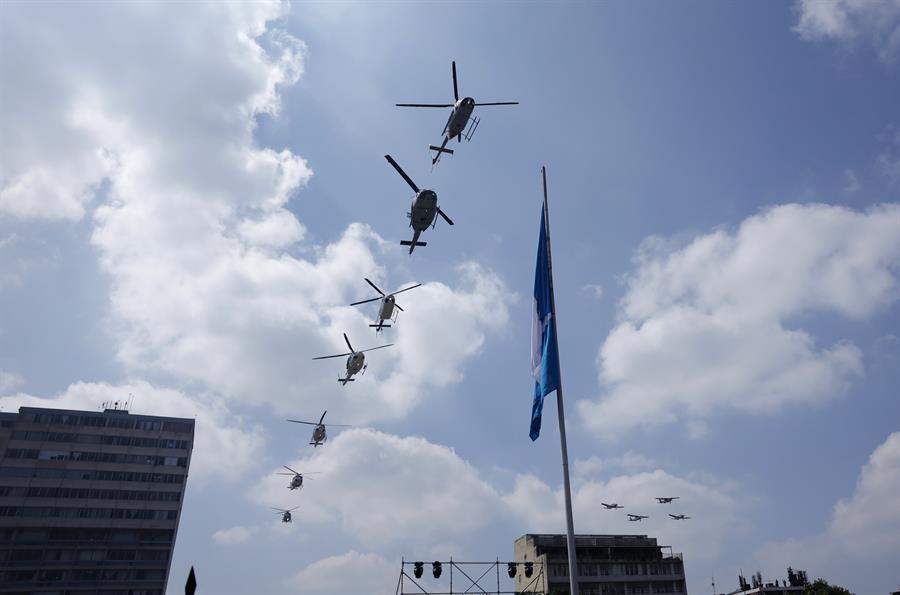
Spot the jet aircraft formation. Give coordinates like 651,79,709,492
271,61,518,521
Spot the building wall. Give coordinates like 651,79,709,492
515,534,688,595
0,407,194,595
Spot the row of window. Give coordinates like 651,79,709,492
576,582,684,595
1,486,182,502
10,430,190,450
0,506,178,521
1,567,166,583
0,466,185,484
4,448,187,467
20,411,192,433
0,527,173,544
575,562,683,577
0,547,169,562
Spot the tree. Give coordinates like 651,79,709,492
803,579,854,595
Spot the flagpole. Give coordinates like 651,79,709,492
542,165,579,595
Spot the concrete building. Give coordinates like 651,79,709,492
514,533,687,595
0,406,194,595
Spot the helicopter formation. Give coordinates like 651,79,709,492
600,496,692,523
270,60,517,521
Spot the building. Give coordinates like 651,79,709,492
0,405,194,595
514,534,687,595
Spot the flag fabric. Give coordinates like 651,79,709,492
530,204,560,441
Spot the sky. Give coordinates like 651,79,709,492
1,1,899,594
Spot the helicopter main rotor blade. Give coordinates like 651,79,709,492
283,465,299,474
437,208,455,226
358,343,394,354
394,303,404,312
384,155,419,193
452,61,459,101
343,333,354,352
323,423,352,428
364,278,386,296
395,103,454,108
350,296,381,307
474,101,519,106
311,352,353,360
389,283,422,296
318,411,327,424
286,419,317,425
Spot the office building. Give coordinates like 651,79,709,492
0,405,194,595
514,533,688,595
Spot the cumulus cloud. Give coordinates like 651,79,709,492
0,0,513,426
504,469,740,561
578,203,900,438
252,429,503,547
285,550,397,595
249,429,739,568
756,432,900,590
0,380,264,485
574,452,655,477
0,371,24,393
793,0,900,62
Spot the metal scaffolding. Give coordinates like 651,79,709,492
395,559,546,595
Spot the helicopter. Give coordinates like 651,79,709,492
627,514,649,522
312,333,393,385
396,61,518,165
656,497,680,504
275,465,320,491
668,514,691,520
384,154,454,253
272,506,299,523
350,277,422,332
287,410,351,447
601,503,624,510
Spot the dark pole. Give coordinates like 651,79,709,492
542,166,579,595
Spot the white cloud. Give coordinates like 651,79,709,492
0,380,264,485
0,371,24,393
793,0,900,62
0,1,513,426
584,283,605,300
251,429,504,548
756,432,900,591
212,525,258,545
842,168,861,194
579,203,900,438
504,469,741,561
285,550,397,595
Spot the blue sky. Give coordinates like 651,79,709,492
1,2,899,594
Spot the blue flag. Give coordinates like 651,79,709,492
530,204,560,441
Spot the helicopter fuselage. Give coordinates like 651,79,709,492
282,511,292,523
445,97,475,138
345,352,365,376
289,474,303,490
378,295,396,322
311,424,326,446
409,190,437,231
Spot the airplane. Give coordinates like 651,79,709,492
272,506,299,523
287,411,351,447
656,497,680,504
275,465,320,491
312,333,393,385
627,514,649,522
601,503,624,510
384,154,454,253
668,514,691,520
350,278,422,332
396,61,518,165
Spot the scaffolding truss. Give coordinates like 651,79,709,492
395,559,545,595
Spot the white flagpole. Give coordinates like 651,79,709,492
542,165,579,595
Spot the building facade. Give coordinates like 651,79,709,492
515,534,688,595
0,406,194,595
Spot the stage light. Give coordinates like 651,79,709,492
507,563,517,578
524,562,533,578
414,562,423,579
432,561,442,579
